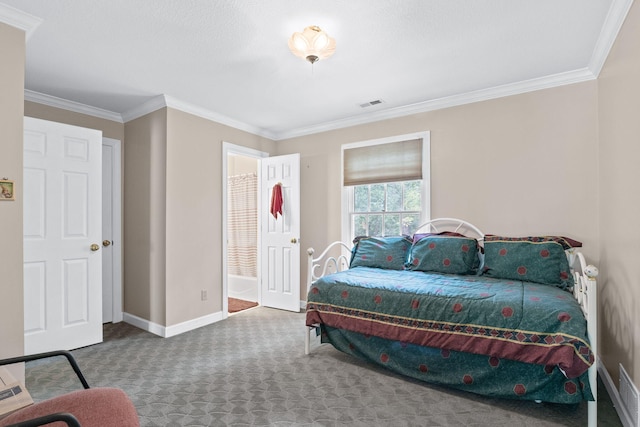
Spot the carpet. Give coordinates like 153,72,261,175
228,297,258,313
23,307,622,426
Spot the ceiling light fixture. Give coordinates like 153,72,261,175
288,25,336,64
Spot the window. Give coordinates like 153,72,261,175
342,132,430,243
352,181,422,237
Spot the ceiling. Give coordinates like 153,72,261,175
0,0,631,140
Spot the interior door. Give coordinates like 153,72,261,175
260,153,300,312
23,117,103,354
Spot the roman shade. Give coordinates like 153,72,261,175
343,138,423,186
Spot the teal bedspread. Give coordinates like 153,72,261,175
306,266,594,403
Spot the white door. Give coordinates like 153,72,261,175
260,153,300,312
23,117,103,354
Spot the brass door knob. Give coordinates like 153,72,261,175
103,240,111,247
291,238,298,244
90,244,100,252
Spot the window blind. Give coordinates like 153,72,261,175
343,138,423,186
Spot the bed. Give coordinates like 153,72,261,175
304,218,598,426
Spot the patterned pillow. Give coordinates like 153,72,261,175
350,236,412,270
482,236,575,288
411,231,469,244
406,235,480,275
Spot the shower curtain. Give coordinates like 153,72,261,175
227,173,257,277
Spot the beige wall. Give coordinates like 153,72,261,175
598,0,640,385
123,107,275,328
0,23,25,374
276,81,600,301
164,108,274,326
123,109,167,323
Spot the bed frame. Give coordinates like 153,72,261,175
304,218,599,427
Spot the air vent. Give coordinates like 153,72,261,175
359,99,384,108
620,363,640,427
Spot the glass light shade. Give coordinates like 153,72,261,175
288,25,336,63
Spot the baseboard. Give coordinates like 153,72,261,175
123,311,224,338
300,300,307,310
599,359,634,427
123,312,166,337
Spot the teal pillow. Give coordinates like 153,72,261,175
350,236,412,270
406,235,480,275
482,237,574,289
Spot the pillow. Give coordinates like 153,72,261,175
406,235,480,275
411,231,469,244
482,235,577,288
350,236,412,270
484,235,582,250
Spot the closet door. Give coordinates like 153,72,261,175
23,117,103,354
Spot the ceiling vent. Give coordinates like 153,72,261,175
359,99,384,108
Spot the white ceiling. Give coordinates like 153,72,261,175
0,0,631,140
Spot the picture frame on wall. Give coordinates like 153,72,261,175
0,179,15,201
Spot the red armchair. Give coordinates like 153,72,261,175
0,351,139,427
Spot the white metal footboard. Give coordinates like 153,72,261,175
305,241,351,355
569,250,599,427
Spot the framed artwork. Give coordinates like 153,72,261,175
0,179,15,201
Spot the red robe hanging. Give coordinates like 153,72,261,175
270,183,283,219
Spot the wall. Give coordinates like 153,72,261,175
598,0,640,386
0,23,25,377
276,80,600,328
164,108,274,326
123,109,167,324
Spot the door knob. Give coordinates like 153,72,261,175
103,240,111,247
90,244,100,252
291,238,298,244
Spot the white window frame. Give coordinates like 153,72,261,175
341,131,431,244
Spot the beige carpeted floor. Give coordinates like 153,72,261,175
23,307,622,426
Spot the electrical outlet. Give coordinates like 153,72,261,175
201,290,207,301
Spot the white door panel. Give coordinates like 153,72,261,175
23,117,103,354
260,153,300,312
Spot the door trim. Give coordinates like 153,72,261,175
103,137,123,323
221,142,268,318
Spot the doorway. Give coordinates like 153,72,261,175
227,154,258,311
222,143,268,317
222,143,302,316
102,138,123,324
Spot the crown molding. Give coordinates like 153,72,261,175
120,94,277,139
24,90,124,123
0,3,42,40
162,95,277,140
119,95,167,122
23,66,598,142
588,0,634,76
274,68,597,141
